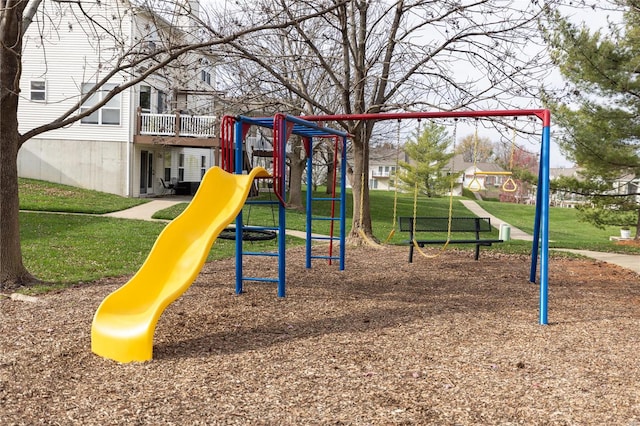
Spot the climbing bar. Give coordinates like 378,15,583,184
243,251,279,257
310,236,341,241
310,255,341,261
242,277,279,283
312,197,341,201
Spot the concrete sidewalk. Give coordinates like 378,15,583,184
459,200,533,241
552,249,640,275
104,199,185,221
459,199,640,275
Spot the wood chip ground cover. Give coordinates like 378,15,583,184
1,245,639,425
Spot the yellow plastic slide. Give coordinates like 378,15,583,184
91,166,270,363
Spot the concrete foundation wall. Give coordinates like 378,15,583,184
18,138,129,196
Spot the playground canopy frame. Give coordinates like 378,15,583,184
301,109,552,325
224,114,350,298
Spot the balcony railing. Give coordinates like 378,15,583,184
138,112,217,138
371,170,394,178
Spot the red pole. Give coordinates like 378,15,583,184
301,109,550,124
327,136,340,265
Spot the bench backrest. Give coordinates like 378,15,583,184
399,216,492,233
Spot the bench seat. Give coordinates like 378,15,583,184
399,216,503,262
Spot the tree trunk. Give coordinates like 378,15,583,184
325,149,334,195
349,133,375,243
286,138,306,210
0,137,34,289
1,0,37,289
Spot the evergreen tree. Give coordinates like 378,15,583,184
398,122,456,197
544,3,640,237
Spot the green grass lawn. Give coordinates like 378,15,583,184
155,187,639,255
14,179,639,289
19,178,148,213
153,189,483,244
477,200,639,254
16,179,303,290
20,213,166,286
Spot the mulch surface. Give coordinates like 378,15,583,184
1,245,640,425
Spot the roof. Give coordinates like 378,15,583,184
447,154,507,174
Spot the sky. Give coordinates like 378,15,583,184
209,0,622,169
447,3,624,169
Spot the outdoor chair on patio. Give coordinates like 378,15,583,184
159,178,175,195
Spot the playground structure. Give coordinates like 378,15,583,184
220,113,350,297
92,114,348,363
91,109,551,363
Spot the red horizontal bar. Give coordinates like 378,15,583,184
302,109,551,127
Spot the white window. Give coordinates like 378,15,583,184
139,85,151,113
157,90,167,114
201,155,207,178
30,81,46,101
178,154,185,181
201,70,211,85
80,83,121,125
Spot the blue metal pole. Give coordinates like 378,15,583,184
235,212,244,295
306,138,313,269
530,157,544,283
234,118,244,295
538,124,551,325
277,118,287,298
339,135,347,271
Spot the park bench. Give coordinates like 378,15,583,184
398,216,503,262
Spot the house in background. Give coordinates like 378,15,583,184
446,154,511,195
343,145,406,191
549,167,639,208
549,167,584,207
18,0,219,197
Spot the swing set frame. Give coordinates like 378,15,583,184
302,109,552,326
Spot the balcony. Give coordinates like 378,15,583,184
371,170,394,178
134,110,219,148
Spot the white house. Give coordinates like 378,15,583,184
549,167,585,207
18,0,219,197
447,154,511,194
343,145,405,191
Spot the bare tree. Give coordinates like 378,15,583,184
0,0,345,289
211,5,343,209
456,133,495,163
213,0,559,243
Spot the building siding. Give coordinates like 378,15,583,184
17,0,218,197
18,138,128,195
19,0,134,142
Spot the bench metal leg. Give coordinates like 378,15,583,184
409,244,414,263
474,244,480,261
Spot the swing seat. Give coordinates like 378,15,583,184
398,216,503,262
